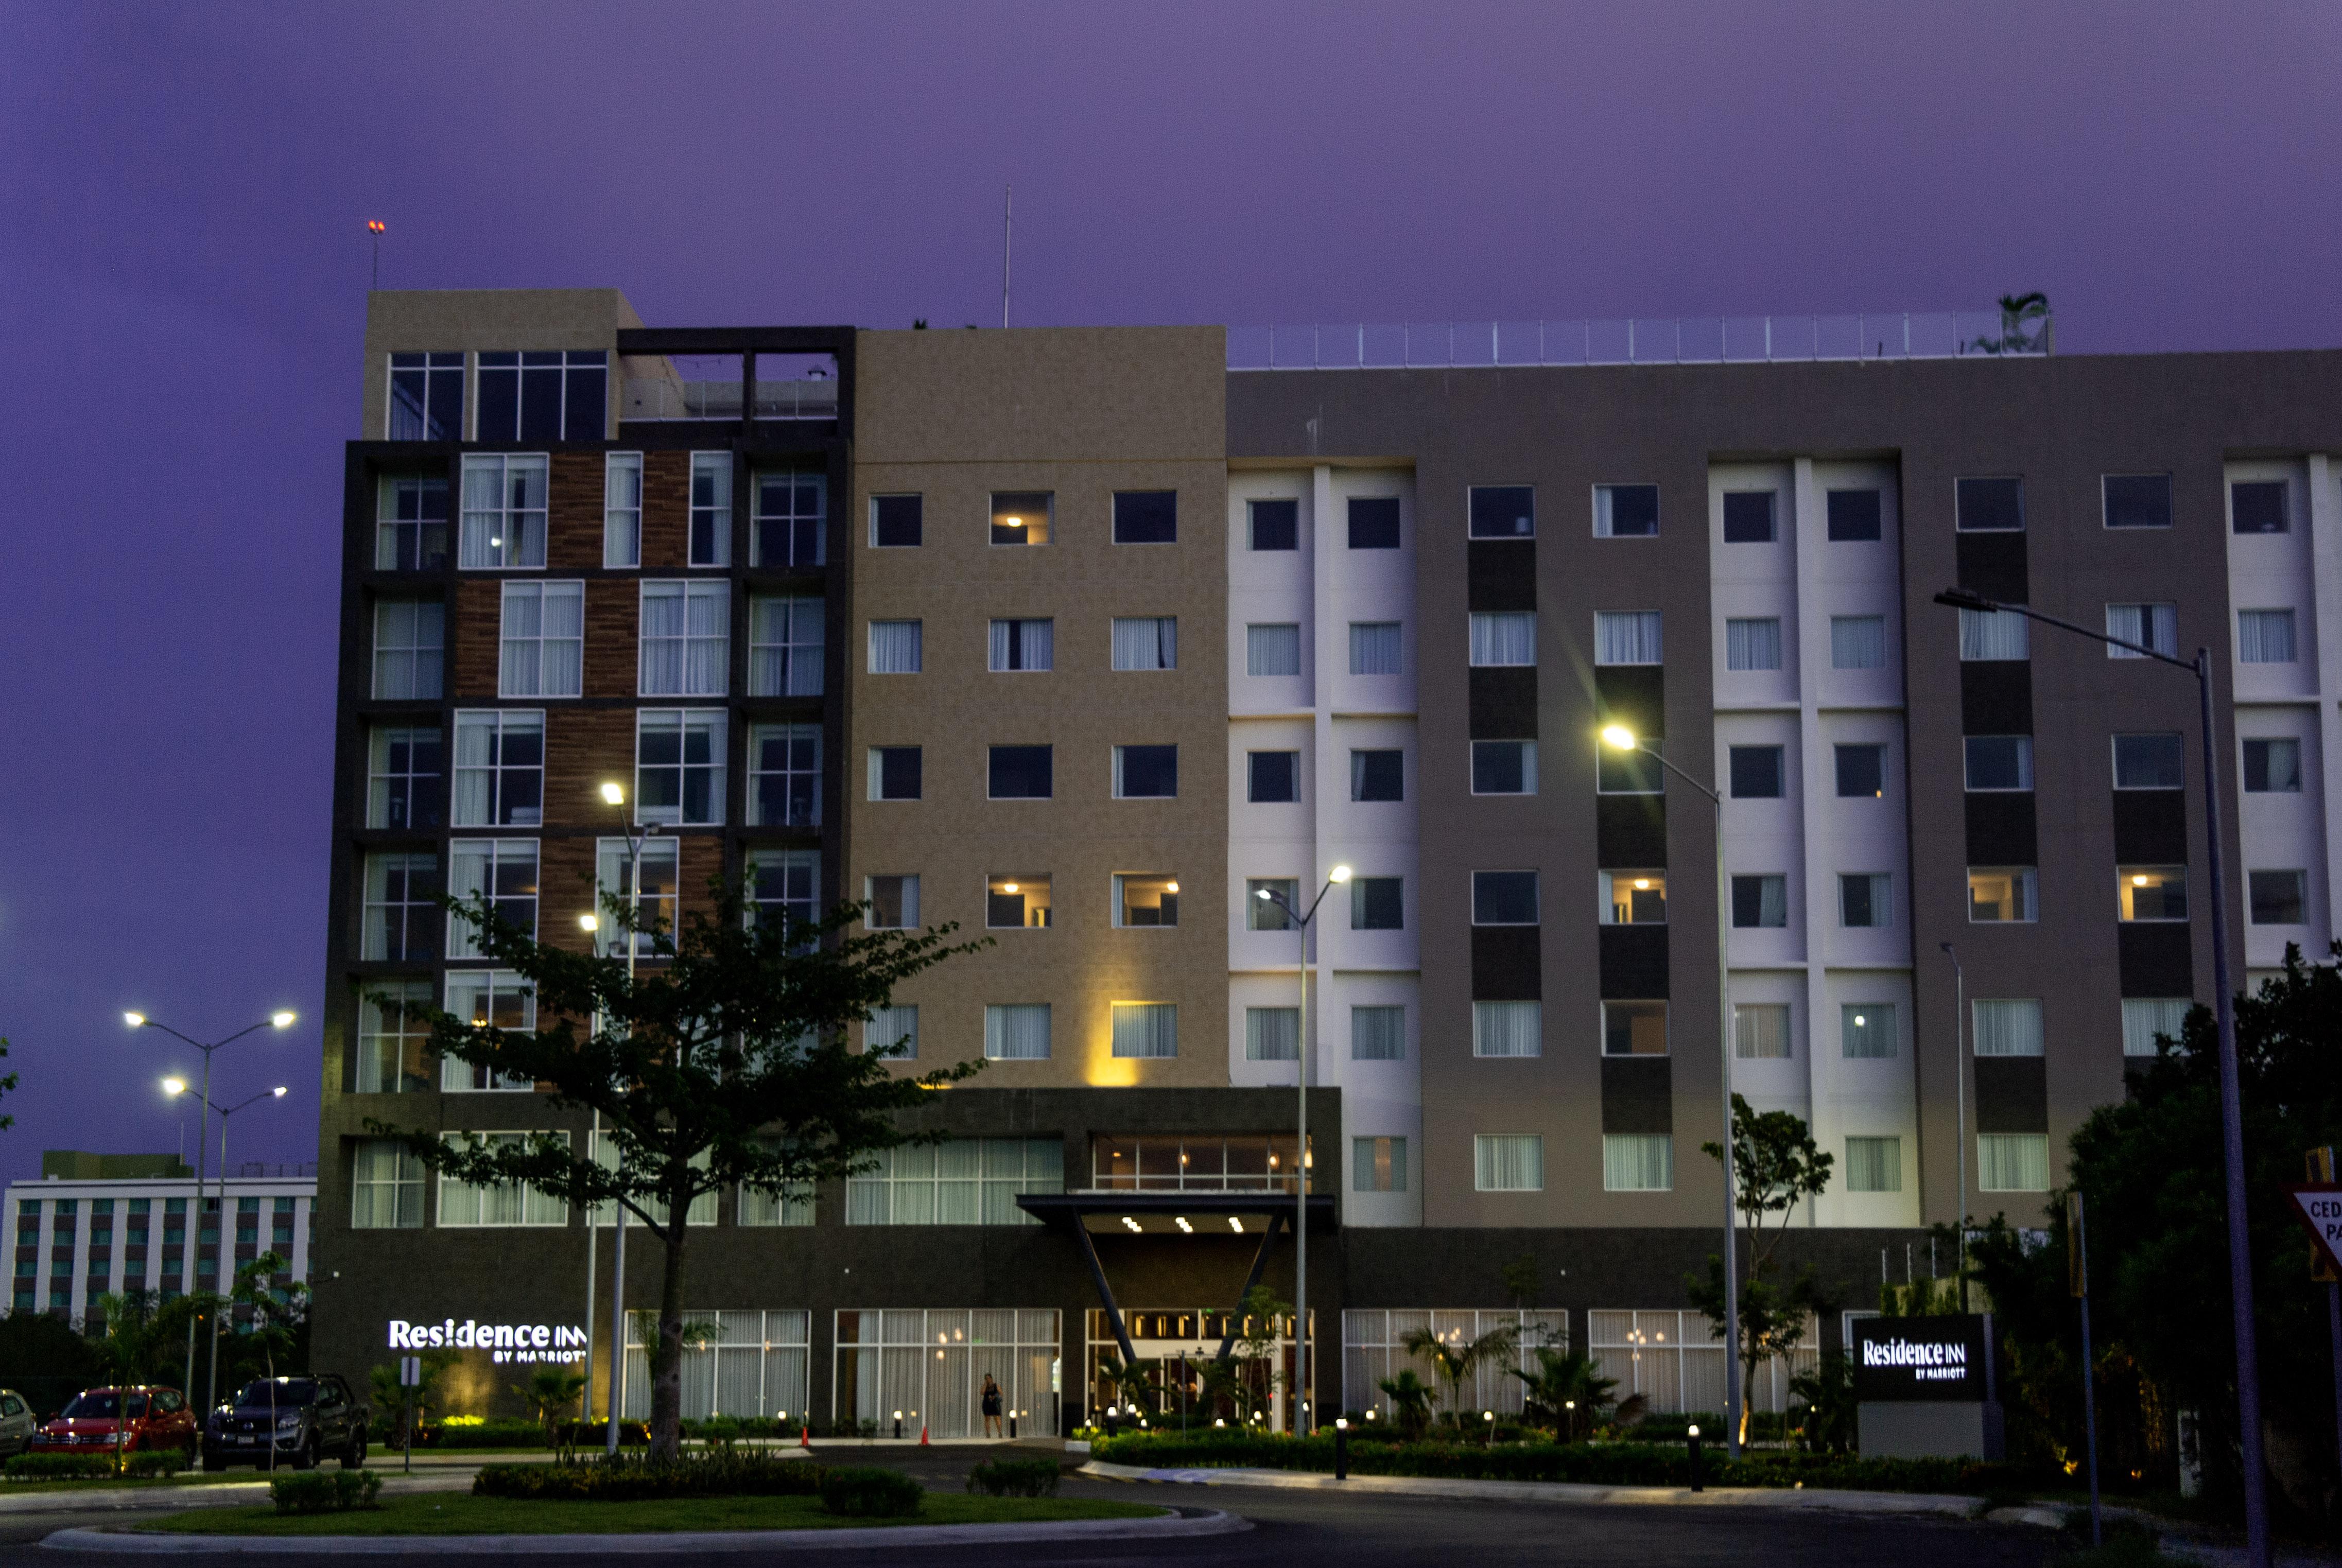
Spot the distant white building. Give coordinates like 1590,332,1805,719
6,1152,317,1329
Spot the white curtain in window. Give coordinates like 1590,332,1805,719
1110,1003,1177,1058
1244,1006,1299,1061
542,583,583,695
990,618,1054,672
1594,611,1662,666
500,585,543,694
2121,997,2191,1057
1472,1000,1541,1057
1734,1003,1790,1059
639,585,685,693
1600,1134,1670,1192
1350,1005,1405,1060
452,713,495,825
1110,616,1176,671
1841,1003,1897,1058
1830,615,1886,669
1476,1134,1544,1191
2106,602,2177,658
1725,617,1781,671
867,1005,917,1060
1972,998,2044,1057
1979,1133,2049,1192
1248,624,1302,676
1469,612,1536,667
605,453,643,567
1757,875,1788,927
1350,622,1402,675
685,586,728,694
1958,607,2029,661
984,1004,1050,1060
868,620,922,674
2237,609,2297,664
1845,1137,1901,1193
351,1141,421,1229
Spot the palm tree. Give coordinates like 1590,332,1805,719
511,1365,588,1451
1373,1369,1436,1438
1398,1321,1519,1431
1094,1354,1156,1419
1510,1348,1643,1443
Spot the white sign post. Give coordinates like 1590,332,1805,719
397,1356,422,1474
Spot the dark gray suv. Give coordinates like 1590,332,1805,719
201,1375,368,1471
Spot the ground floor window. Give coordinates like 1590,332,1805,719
620,1309,810,1422
1084,1306,1299,1431
1342,1309,1566,1421
1586,1309,1818,1417
837,1308,1060,1438
843,1138,1062,1225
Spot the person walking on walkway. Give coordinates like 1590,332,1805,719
980,1374,1004,1437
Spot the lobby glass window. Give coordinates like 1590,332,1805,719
1248,750,1299,803
368,725,443,830
1725,617,1781,671
1734,1003,1790,1059
1965,735,2033,791
1109,1002,1177,1058
1959,606,2029,661
2106,602,2178,659
1956,476,2024,532
846,1138,1062,1224
2237,609,2297,664
1247,878,1298,930
870,493,923,547
2243,738,2301,793
438,1133,568,1227
749,723,820,828
1355,1137,1407,1193
1349,621,1402,675
2122,997,2192,1057
1968,867,2038,922
1244,1006,1297,1061
1840,873,1892,928
1113,744,1175,798
361,852,440,961
1247,623,1301,677
459,454,548,569
1351,749,1403,802
604,452,642,567
376,477,449,571
1348,496,1401,549
452,710,543,827
1468,485,1533,539
440,971,537,1089
1826,489,1881,542
1594,484,1658,538
983,1005,1051,1061
749,849,819,941
1721,490,1775,543
1841,1004,1897,1059
2119,866,2188,922
986,875,1051,928
350,1141,423,1229
868,746,921,801
753,471,825,567
1599,742,1664,795
2113,733,2184,790
1470,612,1536,667
1112,490,1176,544
1835,743,1885,798
1601,870,1667,925
1472,739,1536,795
991,490,1052,547
447,838,540,956
1601,1135,1669,1192
387,352,463,441
372,600,444,700
1114,874,1179,928
1112,616,1177,671
1351,1005,1405,1061
2230,479,2288,534
1602,1000,1667,1056
1594,611,1661,666
1979,1134,2049,1192
640,581,730,696
1472,870,1539,925
749,595,823,696
1973,998,2044,1056
594,839,678,960
2103,474,2172,529
476,350,604,443
865,875,919,930
2249,869,2306,926
1350,876,1403,931
1731,874,1788,928
1845,1137,1901,1193
1248,498,1297,550
867,619,922,674
1729,744,1784,798
989,618,1053,672
1830,615,1886,670
499,581,584,698
1091,1134,1310,1193
355,981,433,1094
1473,1001,1541,1057
865,1003,917,1061
636,710,726,826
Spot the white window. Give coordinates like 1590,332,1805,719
372,601,444,700
749,848,819,939
1469,612,1536,667
1354,1137,1408,1193
1471,740,1537,795
1725,617,1781,671
1840,872,1892,928
2106,602,2178,659
1475,1134,1545,1192
361,852,440,961
1845,1137,1901,1193
355,981,432,1094
1244,1006,1298,1061
439,971,536,1091
752,470,825,568
1110,1002,1178,1059
990,618,1054,672
640,582,729,696
1841,1004,1897,1059
1958,606,2029,661
1830,615,1886,670
1978,1134,2049,1192
437,1132,568,1227
2237,609,2297,664
459,454,548,569
1349,621,1402,675
595,838,679,958
1731,874,1788,928
1602,1135,1672,1192
865,874,919,929
844,1138,1063,1226
368,725,443,830
1472,1000,1541,1058
1734,1003,1790,1059
738,1183,815,1227
376,476,449,570
586,1133,716,1226
1593,484,1659,538
866,1005,918,1060
749,724,821,828
636,710,726,826
1602,1000,1668,1056
1247,623,1302,677
868,619,923,674
1965,736,2034,791
604,452,642,568
1111,616,1177,671
447,839,540,957
1350,1005,1405,1061
749,596,824,696
1972,999,2044,1057
498,581,583,698
689,452,731,567
350,1140,424,1228
2121,997,2191,1057
2243,738,2301,793
1968,867,2038,922
984,1004,1051,1061
452,710,544,828
1594,611,1662,666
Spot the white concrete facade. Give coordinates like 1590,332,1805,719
6,1173,316,1329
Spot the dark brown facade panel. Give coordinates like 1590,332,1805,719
1971,1057,2048,1134
1959,663,2033,735
2111,790,2189,863
642,449,690,569
1964,793,2038,866
582,581,640,699
1468,668,1537,739
548,452,603,570
1470,926,1541,1000
544,707,639,821
1600,1058,1672,1134
1597,925,1669,999
1596,795,1668,868
1593,666,1664,741
1954,530,2028,603
452,580,500,699
1467,539,1537,612
2117,924,2194,998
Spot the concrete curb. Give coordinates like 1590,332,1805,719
1083,1459,2003,1519
42,1506,1246,1555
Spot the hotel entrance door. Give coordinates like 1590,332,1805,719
1084,1308,1311,1433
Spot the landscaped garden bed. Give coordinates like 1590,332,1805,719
135,1493,1159,1537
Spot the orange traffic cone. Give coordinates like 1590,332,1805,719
799,1424,811,1451
918,1425,930,1446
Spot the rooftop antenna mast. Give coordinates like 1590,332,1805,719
1001,183,1011,329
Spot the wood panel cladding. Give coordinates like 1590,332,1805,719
452,580,501,699
582,580,639,699
543,708,636,826
642,450,692,569
547,454,604,570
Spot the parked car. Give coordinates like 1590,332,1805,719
0,1389,36,1456
29,1386,197,1457
201,1375,368,1471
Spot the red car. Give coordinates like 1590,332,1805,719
32,1386,198,1458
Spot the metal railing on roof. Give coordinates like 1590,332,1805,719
1227,311,2050,370
622,377,839,421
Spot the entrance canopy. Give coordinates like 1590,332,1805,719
1015,1191,1337,1235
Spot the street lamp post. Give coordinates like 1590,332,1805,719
1933,587,2266,1568
162,1081,288,1413
1939,942,1968,1312
126,1011,295,1403
598,781,658,1455
1601,724,1741,1459
1255,865,1352,1436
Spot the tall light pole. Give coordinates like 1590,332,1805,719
599,781,658,1454
1600,724,1741,1459
163,1081,287,1412
126,1010,295,1401
1254,866,1351,1435
1934,587,2266,1568
1940,942,1968,1312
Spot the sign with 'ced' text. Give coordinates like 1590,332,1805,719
1851,1314,1996,1404
387,1318,588,1366
2282,1184,2342,1277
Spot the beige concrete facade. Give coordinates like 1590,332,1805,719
359,289,640,441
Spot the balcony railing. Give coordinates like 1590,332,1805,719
1228,309,2050,370
622,377,839,421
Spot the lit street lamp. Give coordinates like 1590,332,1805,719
162,1079,288,1412
596,781,660,1455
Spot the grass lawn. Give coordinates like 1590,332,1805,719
0,1473,265,1496
137,1491,1165,1537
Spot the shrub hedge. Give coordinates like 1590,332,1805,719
474,1451,827,1501
270,1470,384,1515
818,1466,923,1518
966,1457,1060,1498
4,1451,190,1481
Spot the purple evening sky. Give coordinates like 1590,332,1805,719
0,2,2336,1174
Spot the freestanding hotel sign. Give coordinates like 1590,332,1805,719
1853,1314,2003,1458
388,1318,588,1366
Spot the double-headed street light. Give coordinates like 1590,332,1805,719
162,1079,288,1413
1599,724,1742,1459
595,781,661,1455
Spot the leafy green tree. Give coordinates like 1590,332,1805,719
1969,291,2051,354
1510,1347,1634,1442
1229,1284,1291,1428
367,877,985,1460
370,1347,460,1447
0,1038,16,1133
229,1251,305,1381
1373,1369,1435,1438
1399,1319,1518,1430
1500,1253,1541,1309
1788,1351,1856,1454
